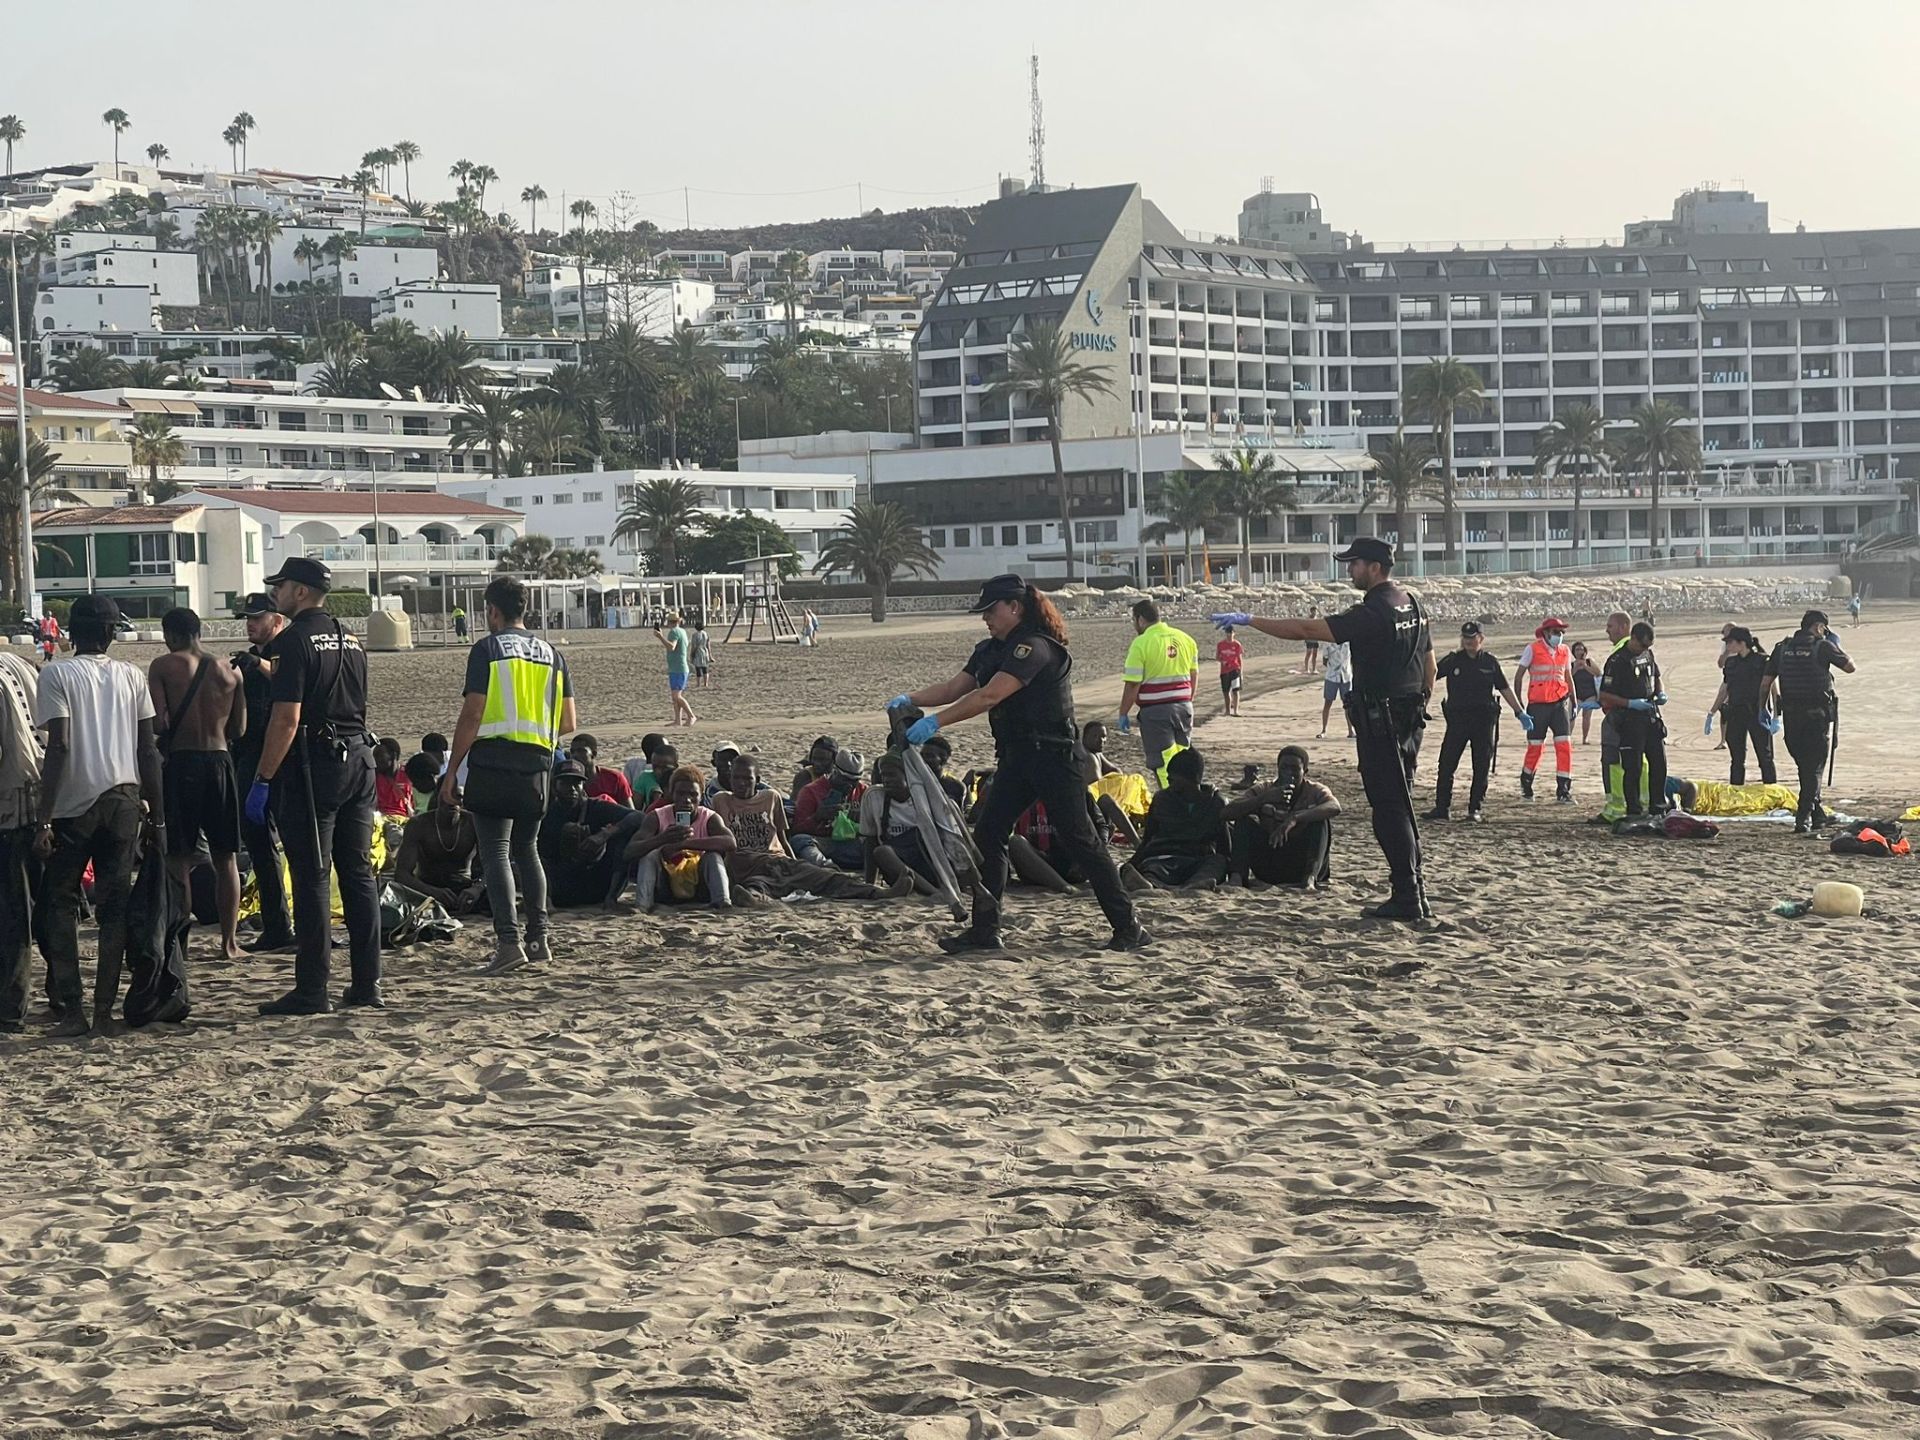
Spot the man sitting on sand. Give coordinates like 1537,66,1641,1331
633,743,679,807
568,733,634,807
392,804,484,916
859,751,981,902
1120,748,1231,891
628,765,735,911
1223,745,1341,889
714,755,907,902
540,761,650,908
792,747,867,869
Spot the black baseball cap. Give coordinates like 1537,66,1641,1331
1460,621,1483,637
239,592,276,617
1334,536,1395,566
966,573,1029,613
262,555,333,592
554,760,588,780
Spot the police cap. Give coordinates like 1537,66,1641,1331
263,555,333,593
1459,620,1483,637
966,573,1029,612
239,592,276,617
1333,536,1395,567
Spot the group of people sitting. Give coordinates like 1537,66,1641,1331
371,719,1346,932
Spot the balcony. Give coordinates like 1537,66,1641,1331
288,540,506,569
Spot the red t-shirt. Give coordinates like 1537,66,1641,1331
585,764,634,806
374,771,414,819
1216,638,1244,674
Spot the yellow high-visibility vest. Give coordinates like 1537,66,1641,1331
475,631,564,750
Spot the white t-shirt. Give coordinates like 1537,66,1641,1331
33,653,155,819
1321,642,1352,685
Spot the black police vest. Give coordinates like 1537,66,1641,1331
989,633,1076,748
1352,584,1429,699
1771,633,1832,708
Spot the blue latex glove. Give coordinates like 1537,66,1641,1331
1210,611,1253,631
1116,713,1132,734
1703,713,1716,736
887,693,913,711
245,778,271,825
1626,697,1654,712
1517,711,1536,734
905,715,940,745
1762,711,1782,735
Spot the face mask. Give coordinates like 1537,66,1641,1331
1544,634,1563,649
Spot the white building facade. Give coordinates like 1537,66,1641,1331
372,281,503,339
38,284,158,335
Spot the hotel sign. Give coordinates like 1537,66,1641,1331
1069,286,1117,352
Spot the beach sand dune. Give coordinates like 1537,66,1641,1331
3,605,1918,1437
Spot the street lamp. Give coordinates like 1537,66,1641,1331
1125,298,1147,584
881,391,897,434
730,395,743,465
7,223,36,614
369,456,386,602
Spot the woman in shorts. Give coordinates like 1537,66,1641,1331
1571,640,1602,743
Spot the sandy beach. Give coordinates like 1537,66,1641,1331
3,600,1918,1438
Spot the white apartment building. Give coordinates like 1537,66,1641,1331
443,467,858,574
372,281,503,339
45,328,297,382
33,502,270,619
653,248,732,278
318,243,440,298
49,246,200,307
38,284,159,336
547,276,714,336
810,249,885,282
76,384,470,485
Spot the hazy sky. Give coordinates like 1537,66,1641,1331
10,0,1920,241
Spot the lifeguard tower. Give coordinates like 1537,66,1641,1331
723,554,801,642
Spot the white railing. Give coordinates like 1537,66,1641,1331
288,541,503,566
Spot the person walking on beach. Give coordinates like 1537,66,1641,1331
33,595,164,1036
1211,536,1436,920
1117,598,1197,774
690,620,713,690
655,611,696,727
1318,639,1353,739
1511,617,1576,803
441,576,577,974
0,644,41,1034
889,573,1147,954
1216,625,1244,717
452,605,468,641
1427,621,1529,824
148,607,247,961
1763,609,1856,835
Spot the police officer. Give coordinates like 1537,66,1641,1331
889,573,1149,954
1427,621,1529,824
244,557,382,1014
1762,608,1856,835
1213,536,1436,919
231,592,294,953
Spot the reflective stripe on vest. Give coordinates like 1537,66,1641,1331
1522,640,1572,702
476,647,563,749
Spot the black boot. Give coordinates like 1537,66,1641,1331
1520,771,1535,800
1422,805,1450,821
259,991,332,1016
1556,776,1573,804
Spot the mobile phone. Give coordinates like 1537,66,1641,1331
674,809,693,828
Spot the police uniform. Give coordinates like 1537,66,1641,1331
1767,618,1849,830
1599,640,1665,817
259,557,380,1011
1323,538,1433,916
233,593,292,947
1430,624,1504,820
948,575,1139,948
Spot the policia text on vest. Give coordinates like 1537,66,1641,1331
1761,610,1856,834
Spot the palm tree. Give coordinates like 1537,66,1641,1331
1142,472,1222,585
1402,357,1487,563
613,476,706,574
452,392,519,477
231,112,256,170
594,319,661,435
772,249,809,339
102,108,131,173
52,347,128,392
984,320,1116,581
0,428,58,594
145,142,168,167
121,359,179,388
530,364,603,456
811,501,942,624
293,235,324,328
469,165,498,210
221,124,242,172
420,329,484,403
392,140,420,202
128,413,187,503
320,232,356,321
371,147,399,192
568,198,598,342
1211,442,1295,581
664,320,723,389
1534,401,1613,566
351,167,377,232
657,373,693,464
147,215,180,249
250,211,284,325
0,115,24,190
448,159,474,195
1617,399,1701,559
1370,423,1436,562
511,403,582,475
520,183,547,236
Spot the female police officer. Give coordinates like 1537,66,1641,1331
1213,536,1436,920
889,573,1149,954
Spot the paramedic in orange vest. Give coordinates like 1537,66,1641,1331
1512,616,1576,802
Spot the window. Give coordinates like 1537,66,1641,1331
530,495,544,505
953,527,971,546
130,533,172,576
582,490,603,504
1000,525,1018,546
225,447,242,463
1025,523,1043,544
585,535,605,547
552,493,572,505
197,447,216,465
175,533,195,562
928,528,947,547
246,533,256,564
353,414,368,431
774,489,808,509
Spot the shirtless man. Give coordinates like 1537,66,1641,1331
392,804,483,914
711,755,904,901
148,607,246,958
